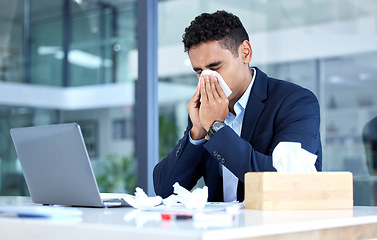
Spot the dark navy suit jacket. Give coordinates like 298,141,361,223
153,67,322,202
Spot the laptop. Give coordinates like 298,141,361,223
10,123,131,208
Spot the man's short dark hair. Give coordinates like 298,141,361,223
182,10,249,56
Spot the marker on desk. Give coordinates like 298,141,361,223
161,213,192,220
176,215,192,220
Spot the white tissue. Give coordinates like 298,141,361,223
201,70,232,97
125,183,208,210
172,182,208,210
162,194,181,207
123,187,162,208
272,142,317,173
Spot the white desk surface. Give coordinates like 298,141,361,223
1,196,377,240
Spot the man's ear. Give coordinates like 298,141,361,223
239,40,252,64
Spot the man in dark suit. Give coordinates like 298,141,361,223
153,10,322,202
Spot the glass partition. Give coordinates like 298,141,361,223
30,2,63,86
0,1,24,84
322,52,377,205
0,0,137,196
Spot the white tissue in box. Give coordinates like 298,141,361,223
272,142,317,173
201,70,232,97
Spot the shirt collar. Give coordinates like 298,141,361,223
235,68,256,112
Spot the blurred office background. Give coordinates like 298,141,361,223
0,0,377,205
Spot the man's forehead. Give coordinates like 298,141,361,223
188,45,226,67
188,40,224,52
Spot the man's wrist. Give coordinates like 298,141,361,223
190,126,207,140
189,130,206,145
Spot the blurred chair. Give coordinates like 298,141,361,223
363,116,377,175
362,116,377,205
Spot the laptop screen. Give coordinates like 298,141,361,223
10,123,104,207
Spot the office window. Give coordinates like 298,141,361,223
0,0,137,196
29,1,136,86
113,118,134,140
0,1,23,83
30,1,63,86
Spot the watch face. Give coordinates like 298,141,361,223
212,121,225,131
208,121,225,138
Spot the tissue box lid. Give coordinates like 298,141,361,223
244,172,353,210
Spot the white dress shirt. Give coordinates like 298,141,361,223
189,68,256,202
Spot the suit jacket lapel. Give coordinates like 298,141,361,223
241,67,268,142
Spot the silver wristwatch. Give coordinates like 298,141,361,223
207,121,226,139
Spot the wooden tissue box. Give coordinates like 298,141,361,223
244,172,353,210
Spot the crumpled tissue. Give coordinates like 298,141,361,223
123,187,162,208
272,142,317,173
124,183,208,210
168,182,208,210
201,70,232,97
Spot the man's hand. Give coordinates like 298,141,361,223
187,80,207,140
199,74,229,131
